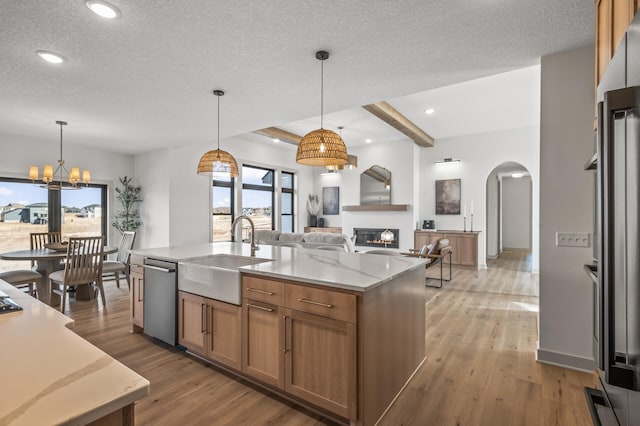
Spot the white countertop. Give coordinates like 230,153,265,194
0,281,150,426
132,242,427,292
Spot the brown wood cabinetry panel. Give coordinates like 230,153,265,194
458,235,477,266
207,300,241,370
284,308,356,420
130,266,144,331
285,284,356,323
413,231,479,268
242,299,284,388
242,275,285,305
178,291,207,356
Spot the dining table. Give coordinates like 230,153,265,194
0,245,118,305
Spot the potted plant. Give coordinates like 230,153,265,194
113,176,142,234
306,194,320,227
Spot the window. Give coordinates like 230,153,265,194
281,172,294,232
242,165,274,238
212,176,234,242
0,178,107,272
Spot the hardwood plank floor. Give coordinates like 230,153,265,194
62,252,595,425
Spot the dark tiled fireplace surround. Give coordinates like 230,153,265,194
353,228,399,249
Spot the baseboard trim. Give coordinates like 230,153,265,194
536,348,595,373
486,254,498,260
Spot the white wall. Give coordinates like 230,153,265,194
135,136,314,249
502,176,532,249
486,171,500,258
538,44,595,371
0,135,135,246
417,127,540,270
311,139,417,251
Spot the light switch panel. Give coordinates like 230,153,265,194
556,232,590,247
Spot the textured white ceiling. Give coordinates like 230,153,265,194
0,0,593,154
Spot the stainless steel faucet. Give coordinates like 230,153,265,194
231,215,260,256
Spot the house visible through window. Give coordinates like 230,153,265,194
0,177,107,272
212,176,234,242
241,165,274,239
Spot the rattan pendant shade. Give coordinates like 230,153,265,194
297,129,348,166
197,89,238,178
296,50,349,167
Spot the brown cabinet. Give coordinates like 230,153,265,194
284,308,356,420
129,260,144,332
178,291,242,370
414,230,479,269
240,275,357,420
595,0,638,86
242,299,284,388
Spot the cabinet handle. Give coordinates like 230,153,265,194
246,287,274,296
283,315,289,354
137,279,143,302
247,303,274,312
297,298,333,308
201,303,207,334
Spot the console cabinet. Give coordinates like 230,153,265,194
414,230,479,269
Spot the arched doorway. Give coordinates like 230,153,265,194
486,161,533,265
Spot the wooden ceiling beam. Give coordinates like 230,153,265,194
362,101,434,147
254,127,302,146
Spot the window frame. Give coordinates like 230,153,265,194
281,171,295,233
211,177,235,242
241,164,275,230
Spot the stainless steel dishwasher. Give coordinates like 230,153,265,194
142,258,177,346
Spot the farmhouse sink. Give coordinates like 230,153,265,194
178,254,272,305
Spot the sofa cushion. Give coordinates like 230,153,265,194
302,233,345,245
253,230,282,243
279,233,305,243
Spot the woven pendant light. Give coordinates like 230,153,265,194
197,90,239,178
296,51,348,166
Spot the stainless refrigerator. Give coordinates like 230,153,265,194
585,11,640,426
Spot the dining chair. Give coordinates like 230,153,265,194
0,269,42,297
30,231,63,269
49,236,105,313
103,231,136,288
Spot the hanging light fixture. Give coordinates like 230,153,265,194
325,126,358,171
197,89,239,178
29,121,91,190
296,50,348,167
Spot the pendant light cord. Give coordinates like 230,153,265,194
320,57,324,129
217,94,220,150
59,123,63,164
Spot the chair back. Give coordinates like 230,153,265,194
116,231,136,263
62,236,104,286
418,244,429,256
31,231,62,249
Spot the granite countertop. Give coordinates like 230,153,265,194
0,281,150,426
132,242,428,292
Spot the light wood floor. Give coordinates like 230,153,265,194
64,252,595,425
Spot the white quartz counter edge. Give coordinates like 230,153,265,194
131,242,428,292
0,281,150,426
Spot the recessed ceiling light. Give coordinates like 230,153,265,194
85,0,121,19
511,172,525,178
424,108,435,115
273,138,280,143
365,139,372,143
36,50,65,64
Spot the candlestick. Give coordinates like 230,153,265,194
463,203,467,217
463,215,467,232
471,213,474,232
471,201,474,215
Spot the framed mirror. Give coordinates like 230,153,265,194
360,165,391,205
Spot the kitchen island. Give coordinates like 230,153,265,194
0,280,150,426
131,243,427,426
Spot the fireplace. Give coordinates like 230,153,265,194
353,228,399,249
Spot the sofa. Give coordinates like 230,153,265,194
252,230,356,252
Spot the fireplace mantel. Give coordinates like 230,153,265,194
342,204,409,212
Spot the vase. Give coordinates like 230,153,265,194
309,215,317,227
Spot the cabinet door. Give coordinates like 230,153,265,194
178,291,207,356
284,309,356,420
596,0,611,86
207,300,241,370
458,235,477,266
444,235,460,265
414,232,429,250
242,299,284,388
130,266,144,332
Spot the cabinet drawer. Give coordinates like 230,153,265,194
285,284,356,323
242,275,285,305
130,264,144,275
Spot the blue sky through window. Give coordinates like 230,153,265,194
0,181,101,208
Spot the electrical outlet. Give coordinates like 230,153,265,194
556,232,590,248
